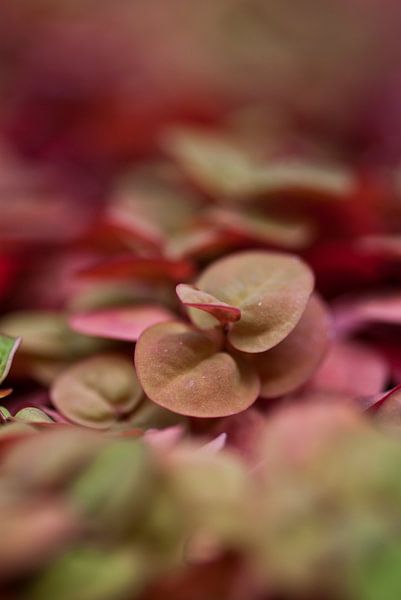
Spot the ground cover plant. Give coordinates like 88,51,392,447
1,1,401,598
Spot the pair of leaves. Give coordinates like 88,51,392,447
135,251,330,417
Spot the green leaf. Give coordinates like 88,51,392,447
0,334,21,385
27,547,146,600
15,407,54,424
69,439,156,538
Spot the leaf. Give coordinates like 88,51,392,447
204,207,315,250
188,251,314,353
0,334,21,384
69,305,174,342
334,292,401,336
371,386,401,435
76,254,194,283
135,322,260,418
107,161,204,249
253,295,331,398
176,284,241,325
0,312,104,360
29,547,145,600
310,340,388,397
69,440,155,536
165,128,353,200
51,355,143,429
0,406,12,420
15,407,54,424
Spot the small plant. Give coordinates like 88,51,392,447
135,250,331,417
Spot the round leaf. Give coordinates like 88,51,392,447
253,295,331,398
176,284,241,325
69,305,174,342
135,322,260,418
189,251,314,353
51,354,143,429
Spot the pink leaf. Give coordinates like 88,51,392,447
309,340,388,396
69,305,174,341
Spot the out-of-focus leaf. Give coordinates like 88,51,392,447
310,340,388,396
15,407,54,424
28,546,145,600
0,334,21,384
165,127,353,200
107,162,204,251
76,254,195,283
204,207,315,249
1,428,105,490
0,406,12,420
69,305,174,342
0,312,105,360
51,355,143,429
0,500,78,581
135,321,260,417
334,292,401,336
371,386,401,435
351,541,401,600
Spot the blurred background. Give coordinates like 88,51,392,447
0,0,401,171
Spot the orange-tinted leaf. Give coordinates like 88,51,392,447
69,305,174,342
189,251,314,353
135,322,260,418
253,295,331,398
51,355,143,429
176,284,241,325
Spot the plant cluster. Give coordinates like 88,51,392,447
1,1,401,598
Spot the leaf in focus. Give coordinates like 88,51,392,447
253,295,331,398
135,321,260,417
176,283,241,325
188,251,314,353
